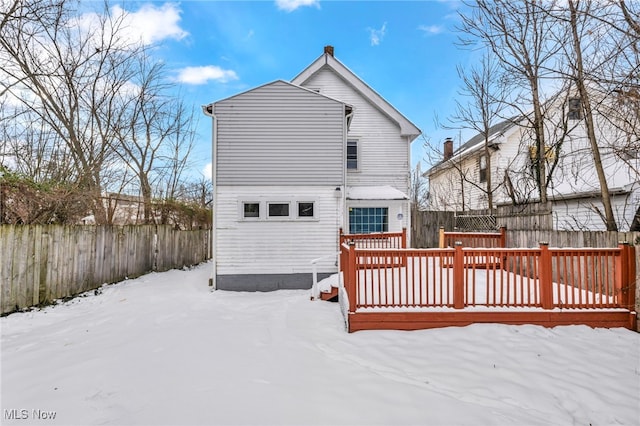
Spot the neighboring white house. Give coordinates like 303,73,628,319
426,93,640,231
203,46,421,291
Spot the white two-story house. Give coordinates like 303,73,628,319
203,46,421,291
426,92,639,231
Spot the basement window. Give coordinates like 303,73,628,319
243,202,260,218
268,203,290,218
297,202,314,218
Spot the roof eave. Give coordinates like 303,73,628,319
292,53,421,140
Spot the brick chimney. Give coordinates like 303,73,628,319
324,45,334,57
444,137,454,160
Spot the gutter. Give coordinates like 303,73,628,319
202,104,217,290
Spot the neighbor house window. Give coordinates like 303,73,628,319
243,202,260,218
297,202,314,218
347,139,358,170
479,155,487,183
268,203,289,217
349,207,388,234
568,97,582,120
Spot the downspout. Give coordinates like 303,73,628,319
343,106,354,234
406,135,412,247
203,104,217,290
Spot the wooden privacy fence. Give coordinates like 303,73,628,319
340,241,636,332
0,225,211,314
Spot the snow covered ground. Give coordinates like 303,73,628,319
2,262,639,426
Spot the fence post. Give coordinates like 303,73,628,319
453,242,464,309
499,226,507,248
348,242,357,313
539,242,553,309
402,227,407,249
439,226,445,249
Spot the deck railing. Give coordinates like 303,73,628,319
439,226,506,249
340,241,636,313
340,228,406,249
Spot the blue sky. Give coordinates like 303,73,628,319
105,0,474,178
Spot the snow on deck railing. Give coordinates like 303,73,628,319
340,242,636,313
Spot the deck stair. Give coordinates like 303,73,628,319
319,286,339,301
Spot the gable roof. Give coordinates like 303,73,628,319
425,116,521,177
456,117,519,154
291,50,421,141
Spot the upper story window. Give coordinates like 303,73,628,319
568,97,582,120
347,139,358,170
479,155,487,183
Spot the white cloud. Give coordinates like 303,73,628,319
78,3,188,46
368,22,387,46
176,66,239,85
120,3,188,44
275,0,320,12
418,24,445,35
203,163,212,181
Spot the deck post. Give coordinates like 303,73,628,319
627,244,636,312
539,242,553,309
499,227,507,248
453,242,464,309
439,226,445,249
402,227,407,249
347,242,357,313
616,243,627,308
617,242,635,310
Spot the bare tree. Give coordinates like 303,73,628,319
410,162,428,212
446,54,507,211
459,0,565,204
564,0,618,230
0,0,144,223
110,58,178,223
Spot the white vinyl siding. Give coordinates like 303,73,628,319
300,69,410,195
552,193,637,231
214,81,345,186
216,186,340,276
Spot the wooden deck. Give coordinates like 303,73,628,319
339,233,637,332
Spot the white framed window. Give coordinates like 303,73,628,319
479,155,487,183
267,202,290,218
242,202,260,219
347,138,358,170
238,199,319,221
349,207,388,234
297,201,315,219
